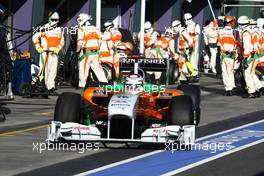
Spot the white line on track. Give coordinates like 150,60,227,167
75,119,264,176
74,150,163,176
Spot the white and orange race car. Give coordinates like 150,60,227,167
47,59,200,145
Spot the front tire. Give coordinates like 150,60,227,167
179,84,201,125
168,96,194,126
54,92,81,123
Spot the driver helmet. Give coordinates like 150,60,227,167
125,74,144,94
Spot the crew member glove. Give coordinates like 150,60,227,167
37,47,43,54
54,47,60,55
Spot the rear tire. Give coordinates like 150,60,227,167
89,63,115,82
101,63,116,82
160,60,179,85
168,96,194,126
179,84,201,125
54,92,81,123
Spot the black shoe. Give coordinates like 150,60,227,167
189,75,200,83
208,69,213,73
258,88,264,96
49,88,58,96
216,73,222,79
232,88,237,95
225,91,233,96
254,91,262,98
243,93,256,98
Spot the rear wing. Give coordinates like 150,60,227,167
119,55,167,72
119,55,178,86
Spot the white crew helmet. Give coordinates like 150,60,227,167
217,16,225,20
249,19,257,25
184,13,192,21
172,20,181,33
257,18,264,30
183,13,193,25
77,13,92,26
48,12,59,27
172,20,181,27
144,21,152,30
104,20,114,31
238,16,249,30
237,16,249,25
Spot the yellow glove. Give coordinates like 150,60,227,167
54,47,60,55
185,61,197,76
37,47,43,54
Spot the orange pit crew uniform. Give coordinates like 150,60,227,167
99,28,122,64
256,28,264,86
143,30,159,58
176,28,196,80
77,25,108,87
152,35,174,58
185,21,201,71
218,25,237,92
32,25,64,90
242,26,263,94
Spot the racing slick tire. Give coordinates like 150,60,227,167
160,60,179,85
88,63,115,83
168,95,194,126
54,92,81,123
101,63,116,82
178,84,201,125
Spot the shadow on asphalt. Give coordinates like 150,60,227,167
0,103,11,122
202,73,221,80
56,140,166,150
254,171,264,176
101,143,167,150
200,86,248,98
1,106,11,115
200,86,224,96
2,102,55,106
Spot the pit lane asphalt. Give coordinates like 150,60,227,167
175,142,264,176
0,74,264,176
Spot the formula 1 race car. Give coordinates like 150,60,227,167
47,59,201,145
